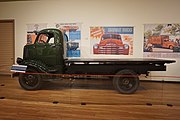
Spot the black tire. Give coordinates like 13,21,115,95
113,69,139,94
19,68,42,90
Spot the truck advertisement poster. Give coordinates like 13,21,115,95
26,23,47,44
144,24,180,58
90,26,134,55
55,23,81,58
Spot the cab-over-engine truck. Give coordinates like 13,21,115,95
11,29,175,94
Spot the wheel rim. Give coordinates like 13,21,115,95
118,77,135,91
23,74,39,87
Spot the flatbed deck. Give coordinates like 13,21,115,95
65,58,175,75
66,58,175,64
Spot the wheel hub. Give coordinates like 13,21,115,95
123,79,130,85
24,74,37,86
122,78,133,89
27,75,34,80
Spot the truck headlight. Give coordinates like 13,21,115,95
93,44,99,49
17,57,23,64
124,44,129,49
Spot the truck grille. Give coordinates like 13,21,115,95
98,43,125,54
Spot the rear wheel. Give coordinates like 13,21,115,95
113,69,139,94
19,68,42,90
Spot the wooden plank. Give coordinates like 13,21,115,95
0,75,180,120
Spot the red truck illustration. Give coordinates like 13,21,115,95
93,33,129,55
148,35,178,49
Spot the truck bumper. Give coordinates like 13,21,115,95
10,64,27,73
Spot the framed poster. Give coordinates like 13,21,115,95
144,24,180,58
55,23,81,57
26,23,47,44
90,26,134,55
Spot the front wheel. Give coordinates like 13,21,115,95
113,69,139,94
19,68,42,90
169,45,174,50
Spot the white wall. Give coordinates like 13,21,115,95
0,0,179,81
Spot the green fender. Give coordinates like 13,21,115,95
19,59,49,73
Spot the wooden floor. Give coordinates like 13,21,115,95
0,75,180,120
0,65,11,75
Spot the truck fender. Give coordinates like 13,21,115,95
19,59,49,73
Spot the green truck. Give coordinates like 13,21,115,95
11,28,175,94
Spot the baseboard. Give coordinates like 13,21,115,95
140,79,180,83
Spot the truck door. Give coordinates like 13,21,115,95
34,33,58,66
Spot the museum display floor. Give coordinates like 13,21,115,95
0,75,180,120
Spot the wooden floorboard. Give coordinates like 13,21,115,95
0,65,12,75
0,75,180,120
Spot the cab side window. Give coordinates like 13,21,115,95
48,37,55,43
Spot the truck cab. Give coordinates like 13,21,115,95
93,33,129,55
17,29,66,74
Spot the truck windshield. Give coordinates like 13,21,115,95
36,33,55,44
101,34,121,40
